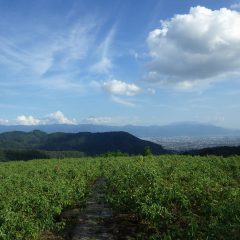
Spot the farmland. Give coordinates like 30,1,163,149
0,158,101,240
0,156,239,239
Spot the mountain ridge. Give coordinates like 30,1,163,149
0,122,239,137
0,130,168,155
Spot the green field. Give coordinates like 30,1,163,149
0,156,239,239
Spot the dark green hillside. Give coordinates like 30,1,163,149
0,130,46,149
189,146,240,157
0,130,167,156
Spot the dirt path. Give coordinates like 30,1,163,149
72,178,114,240
71,178,152,240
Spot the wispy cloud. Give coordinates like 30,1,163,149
0,118,9,125
90,27,115,74
38,73,84,92
111,96,136,107
0,18,98,92
0,36,53,76
83,116,114,125
101,79,140,107
46,20,97,73
82,115,141,125
230,2,240,10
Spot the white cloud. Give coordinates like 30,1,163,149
16,115,42,125
147,6,240,89
103,79,141,96
47,111,76,124
2,113,142,126
15,111,76,125
90,27,115,74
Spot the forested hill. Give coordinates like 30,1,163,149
187,146,240,157
0,130,167,155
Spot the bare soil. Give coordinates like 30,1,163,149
41,178,154,240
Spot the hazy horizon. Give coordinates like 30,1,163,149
1,120,240,131
1,0,240,128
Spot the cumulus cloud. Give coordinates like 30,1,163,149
47,111,76,124
103,79,141,96
16,115,42,125
16,111,76,125
147,6,240,89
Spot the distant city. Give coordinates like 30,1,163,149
147,136,240,151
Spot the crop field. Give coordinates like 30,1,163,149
0,155,239,239
103,156,240,239
0,158,101,240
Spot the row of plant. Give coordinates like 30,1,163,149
1,155,239,239
0,150,86,162
0,158,101,240
103,155,240,239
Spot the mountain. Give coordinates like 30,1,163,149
0,130,167,155
0,122,239,137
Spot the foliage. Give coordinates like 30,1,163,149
103,155,240,239
0,155,239,239
0,158,101,240
143,146,152,156
101,151,129,157
0,150,85,162
188,146,240,157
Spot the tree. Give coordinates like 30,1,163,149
143,146,152,156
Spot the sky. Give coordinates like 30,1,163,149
0,0,240,128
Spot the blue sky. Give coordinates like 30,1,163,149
0,0,240,128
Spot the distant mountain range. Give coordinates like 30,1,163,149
0,122,239,137
0,130,168,155
186,146,240,157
